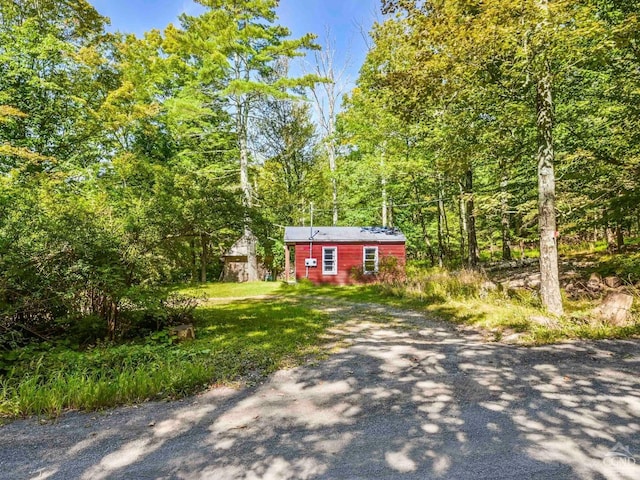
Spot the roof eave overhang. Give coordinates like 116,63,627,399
284,240,405,245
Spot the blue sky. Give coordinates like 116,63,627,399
91,0,381,86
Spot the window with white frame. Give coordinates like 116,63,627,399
363,247,378,273
322,247,337,275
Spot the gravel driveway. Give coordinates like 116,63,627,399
1,299,639,480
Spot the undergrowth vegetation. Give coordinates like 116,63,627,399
3,247,640,419
393,267,640,343
289,258,640,345
0,290,329,418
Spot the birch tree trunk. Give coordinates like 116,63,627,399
329,142,339,226
381,152,388,227
437,201,444,268
458,182,467,262
437,183,447,267
442,194,451,255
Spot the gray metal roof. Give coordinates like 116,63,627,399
284,226,406,244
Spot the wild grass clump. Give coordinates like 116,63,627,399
525,316,640,344
0,361,213,417
375,266,639,344
386,268,488,303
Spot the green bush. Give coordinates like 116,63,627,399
348,256,405,285
67,314,108,346
121,290,198,339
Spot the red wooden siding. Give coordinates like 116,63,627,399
293,242,406,285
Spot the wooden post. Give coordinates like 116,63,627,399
284,244,290,283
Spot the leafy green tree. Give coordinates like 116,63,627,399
168,0,320,281
255,98,318,226
376,0,625,315
0,0,109,170
254,95,320,276
0,1,247,337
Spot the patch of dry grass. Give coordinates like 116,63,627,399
298,267,640,345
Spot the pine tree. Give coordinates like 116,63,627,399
168,0,319,280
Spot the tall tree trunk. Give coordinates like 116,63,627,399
437,186,448,267
418,209,436,267
191,238,198,282
458,182,467,262
237,97,259,281
536,63,563,316
437,203,445,268
442,196,451,255
615,223,624,252
309,33,344,226
464,168,479,267
381,154,388,227
500,161,512,261
412,177,436,266
107,300,119,341
328,143,339,226
604,214,615,250
200,234,208,284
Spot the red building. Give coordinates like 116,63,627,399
284,227,406,285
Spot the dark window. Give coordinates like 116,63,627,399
364,247,378,273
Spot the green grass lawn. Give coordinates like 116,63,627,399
175,281,284,299
0,284,329,418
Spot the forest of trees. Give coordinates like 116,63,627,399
2,0,640,335
339,0,640,315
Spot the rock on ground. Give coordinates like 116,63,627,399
594,293,635,326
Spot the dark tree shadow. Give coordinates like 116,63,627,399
0,301,638,480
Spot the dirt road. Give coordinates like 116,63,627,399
1,299,639,479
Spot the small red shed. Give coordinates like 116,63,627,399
283,226,406,285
